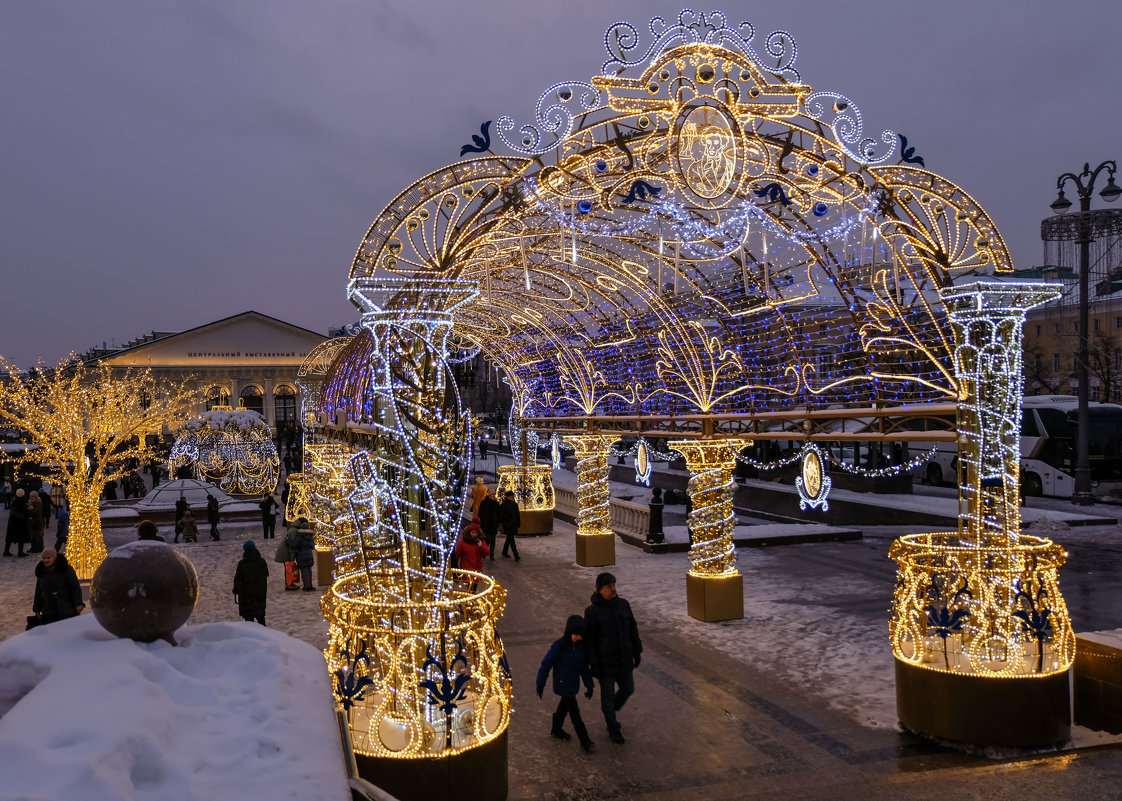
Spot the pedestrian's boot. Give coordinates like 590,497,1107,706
550,711,571,741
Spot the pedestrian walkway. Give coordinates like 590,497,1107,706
4,503,1122,798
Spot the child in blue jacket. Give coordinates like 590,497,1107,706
536,614,595,752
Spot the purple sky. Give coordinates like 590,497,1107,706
2,1,1120,368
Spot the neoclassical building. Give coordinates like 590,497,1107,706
98,311,328,432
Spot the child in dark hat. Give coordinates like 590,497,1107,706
536,614,596,752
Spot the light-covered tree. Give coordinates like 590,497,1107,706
0,356,199,579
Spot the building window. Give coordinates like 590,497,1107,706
1115,349,1121,370
1034,354,1042,373
1053,354,1060,372
239,385,264,416
1074,321,1079,333
274,385,297,426
1036,324,1041,336
1055,323,1061,334
1116,317,1121,329
1094,318,1100,332
1072,354,1078,371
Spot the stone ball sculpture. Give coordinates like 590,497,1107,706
90,541,199,645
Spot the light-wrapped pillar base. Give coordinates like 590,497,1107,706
670,439,747,622
567,434,616,567
890,281,1071,746
323,570,511,801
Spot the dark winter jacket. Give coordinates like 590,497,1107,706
233,549,270,619
26,493,44,539
33,554,83,623
206,497,220,525
478,495,500,535
537,615,595,697
584,592,642,677
293,529,316,568
498,498,520,535
6,495,28,544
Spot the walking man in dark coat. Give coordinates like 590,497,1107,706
4,488,29,557
206,495,221,541
478,488,501,561
259,494,278,539
173,494,188,543
233,540,270,625
498,490,521,561
584,572,642,744
32,548,85,624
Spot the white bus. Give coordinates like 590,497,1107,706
912,395,1122,497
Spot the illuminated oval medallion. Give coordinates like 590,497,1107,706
677,103,737,200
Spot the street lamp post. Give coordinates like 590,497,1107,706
1046,161,1122,505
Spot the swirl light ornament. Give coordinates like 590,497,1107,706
168,407,280,495
669,439,746,621
319,278,511,785
889,282,1074,747
566,434,616,567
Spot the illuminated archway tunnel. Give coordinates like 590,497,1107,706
313,13,1072,760
325,13,1009,423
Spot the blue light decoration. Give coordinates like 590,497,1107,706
795,442,831,511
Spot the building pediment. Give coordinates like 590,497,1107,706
101,312,326,368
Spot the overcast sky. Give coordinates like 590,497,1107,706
2,0,1120,368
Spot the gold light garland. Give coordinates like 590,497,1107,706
566,434,615,539
170,407,280,495
669,439,746,577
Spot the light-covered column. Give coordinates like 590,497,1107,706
567,433,616,567
669,439,746,622
890,281,1074,747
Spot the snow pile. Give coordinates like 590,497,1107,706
183,409,270,435
0,616,349,801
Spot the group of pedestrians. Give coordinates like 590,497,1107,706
536,572,643,752
172,494,221,543
466,479,521,563
4,483,63,558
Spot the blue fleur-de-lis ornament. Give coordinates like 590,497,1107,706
460,121,493,157
621,180,662,204
334,640,376,711
898,134,925,167
754,182,792,206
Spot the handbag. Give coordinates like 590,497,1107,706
26,614,42,631
273,539,291,563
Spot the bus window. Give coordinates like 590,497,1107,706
1020,411,1040,437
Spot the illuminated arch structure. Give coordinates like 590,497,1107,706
318,12,1072,769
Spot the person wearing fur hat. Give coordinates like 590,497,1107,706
454,518,491,575
32,548,84,624
536,615,596,752
233,540,270,625
584,572,642,744
4,488,29,557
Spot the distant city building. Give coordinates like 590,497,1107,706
94,311,327,433
1022,268,1122,403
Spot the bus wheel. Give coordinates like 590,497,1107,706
1022,473,1044,497
926,463,943,486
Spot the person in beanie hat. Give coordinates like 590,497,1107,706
136,519,164,541
584,572,642,744
454,517,491,575
233,540,269,625
536,615,596,752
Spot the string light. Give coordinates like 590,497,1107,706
169,407,280,495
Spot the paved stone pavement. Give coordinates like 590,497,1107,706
5,496,1122,800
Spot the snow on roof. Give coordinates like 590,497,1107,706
0,616,350,800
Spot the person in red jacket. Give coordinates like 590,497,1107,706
454,518,491,577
